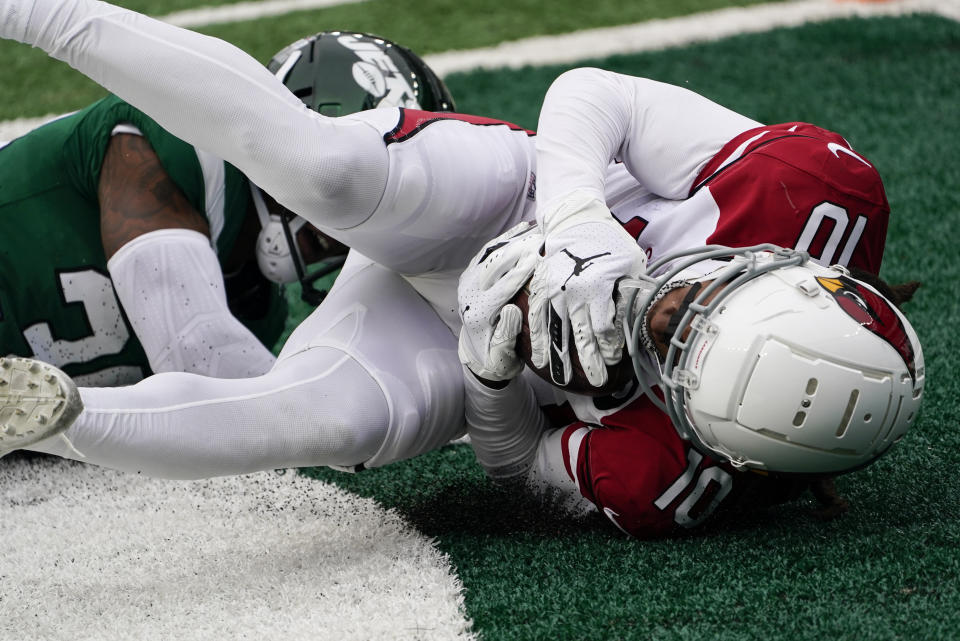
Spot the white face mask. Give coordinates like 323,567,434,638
624,262,725,354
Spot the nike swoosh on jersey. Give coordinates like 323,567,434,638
603,507,631,536
827,142,871,167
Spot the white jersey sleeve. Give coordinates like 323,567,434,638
535,67,761,219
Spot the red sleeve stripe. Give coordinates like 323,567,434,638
383,108,535,145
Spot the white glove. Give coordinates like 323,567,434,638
528,197,647,388
458,222,542,385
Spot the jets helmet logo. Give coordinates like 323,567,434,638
337,35,419,109
816,275,917,380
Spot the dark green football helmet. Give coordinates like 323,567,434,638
256,31,455,305
267,31,455,116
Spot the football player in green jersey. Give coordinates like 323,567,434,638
0,30,454,387
1,95,291,385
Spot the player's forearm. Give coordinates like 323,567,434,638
534,67,632,230
463,366,546,481
536,69,763,215
464,369,599,517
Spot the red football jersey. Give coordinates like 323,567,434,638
611,122,889,278
693,122,889,274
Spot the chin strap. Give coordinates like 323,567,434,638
665,281,704,338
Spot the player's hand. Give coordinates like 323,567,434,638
528,198,647,388
458,222,542,386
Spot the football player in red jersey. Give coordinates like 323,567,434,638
456,69,924,538
460,229,921,537
0,0,923,540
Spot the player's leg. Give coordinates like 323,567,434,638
278,252,466,468
19,346,385,478
341,117,537,315
0,0,389,232
1,0,540,282
0,0,537,281
16,253,463,478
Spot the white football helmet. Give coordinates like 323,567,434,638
623,244,924,475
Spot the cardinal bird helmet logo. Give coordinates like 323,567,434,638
816,275,917,381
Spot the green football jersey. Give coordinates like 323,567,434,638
0,96,287,385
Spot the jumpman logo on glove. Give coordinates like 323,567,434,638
561,249,611,290
529,197,647,389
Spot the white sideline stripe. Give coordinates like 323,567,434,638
161,0,367,28
422,0,960,75
0,0,955,141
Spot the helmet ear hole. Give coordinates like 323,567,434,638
836,390,860,438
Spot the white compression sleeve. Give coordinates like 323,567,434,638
463,366,546,481
1,0,387,229
463,369,596,517
107,228,276,378
28,346,389,479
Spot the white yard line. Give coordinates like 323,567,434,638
1,0,956,140
0,115,62,141
423,0,960,75
160,0,367,28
